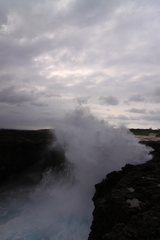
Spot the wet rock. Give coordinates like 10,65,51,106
88,141,160,240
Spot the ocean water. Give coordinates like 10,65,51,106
0,108,152,240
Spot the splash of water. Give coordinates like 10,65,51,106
54,108,151,188
0,108,152,240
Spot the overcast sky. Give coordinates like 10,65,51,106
0,0,160,129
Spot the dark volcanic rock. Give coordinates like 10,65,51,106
0,129,66,185
88,141,160,240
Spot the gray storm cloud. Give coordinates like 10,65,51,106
0,86,36,104
99,96,119,106
127,108,146,114
75,96,91,105
128,95,145,102
154,87,160,96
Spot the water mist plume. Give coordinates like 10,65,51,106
0,108,152,240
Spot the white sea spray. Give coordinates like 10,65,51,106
0,108,152,240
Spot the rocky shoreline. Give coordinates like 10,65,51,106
0,129,66,186
88,140,160,240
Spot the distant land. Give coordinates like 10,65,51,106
129,128,160,136
130,128,160,141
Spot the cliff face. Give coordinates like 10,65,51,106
0,129,66,185
88,141,160,240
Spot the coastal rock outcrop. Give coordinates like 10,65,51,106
88,141,160,240
0,129,66,185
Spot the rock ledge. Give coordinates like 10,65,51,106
88,141,160,240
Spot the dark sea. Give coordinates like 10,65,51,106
0,109,151,240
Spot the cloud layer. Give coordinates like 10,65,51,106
0,0,160,129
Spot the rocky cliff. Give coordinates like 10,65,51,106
88,141,160,240
0,129,66,185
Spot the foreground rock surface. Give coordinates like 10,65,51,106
88,141,160,240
